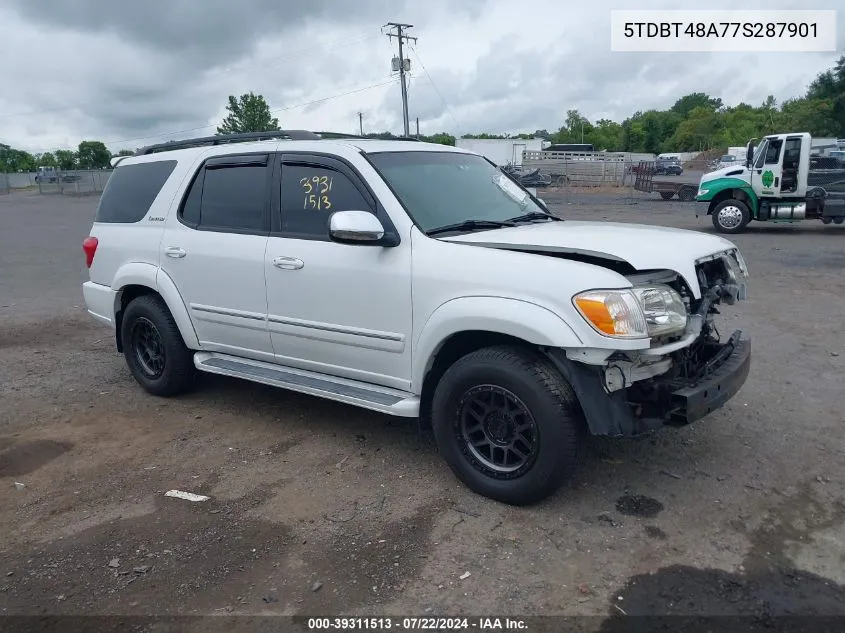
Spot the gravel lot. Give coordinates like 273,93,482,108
1,189,844,626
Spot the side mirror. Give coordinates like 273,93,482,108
329,210,386,244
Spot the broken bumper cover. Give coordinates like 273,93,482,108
666,334,750,425
546,330,751,437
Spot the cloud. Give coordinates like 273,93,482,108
0,0,841,152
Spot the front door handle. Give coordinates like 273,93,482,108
273,256,304,270
165,246,186,258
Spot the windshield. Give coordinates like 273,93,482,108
720,155,734,162
366,151,550,233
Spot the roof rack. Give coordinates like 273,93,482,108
135,130,322,155
134,130,424,156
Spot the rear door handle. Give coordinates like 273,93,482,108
165,246,186,258
273,256,304,270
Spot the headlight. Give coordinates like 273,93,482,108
573,290,648,338
573,285,687,339
630,285,688,337
697,187,709,197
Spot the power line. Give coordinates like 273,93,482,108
408,45,460,130
27,78,398,153
0,30,382,119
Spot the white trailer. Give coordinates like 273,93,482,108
455,138,546,166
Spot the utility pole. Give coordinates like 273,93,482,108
384,22,416,137
358,111,364,136
416,117,420,138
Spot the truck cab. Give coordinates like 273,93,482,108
696,132,845,233
746,133,810,198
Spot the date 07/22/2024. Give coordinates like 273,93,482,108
301,175,333,211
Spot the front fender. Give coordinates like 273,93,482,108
412,296,583,392
696,177,758,210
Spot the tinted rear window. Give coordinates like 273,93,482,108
95,160,177,223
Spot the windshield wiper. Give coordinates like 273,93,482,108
505,211,560,224
427,219,516,236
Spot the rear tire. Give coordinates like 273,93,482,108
711,199,751,234
431,346,583,505
659,191,674,200
120,294,196,397
678,186,696,201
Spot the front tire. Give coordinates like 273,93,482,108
711,199,751,234
120,294,196,397
431,346,583,505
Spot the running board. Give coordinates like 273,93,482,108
193,352,420,417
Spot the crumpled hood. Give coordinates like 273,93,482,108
439,221,739,298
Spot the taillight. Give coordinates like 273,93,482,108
82,236,98,268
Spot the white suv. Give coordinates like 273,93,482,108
82,130,751,505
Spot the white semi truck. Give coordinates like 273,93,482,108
695,132,845,233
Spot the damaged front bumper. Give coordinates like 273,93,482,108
546,330,751,437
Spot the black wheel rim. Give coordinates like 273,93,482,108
131,317,166,379
457,385,538,475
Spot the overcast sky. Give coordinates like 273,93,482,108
1,0,842,154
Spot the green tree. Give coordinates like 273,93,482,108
590,119,624,151
422,132,456,146
671,92,723,118
620,117,646,152
461,133,508,139
806,55,845,136
54,149,77,170
34,152,58,167
216,92,280,134
779,98,838,137
0,144,35,172
666,106,722,151
115,149,135,157
77,140,111,169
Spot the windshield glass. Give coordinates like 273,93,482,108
366,151,550,233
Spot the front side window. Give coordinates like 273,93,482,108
764,139,783,165
366,151,551,234
280,163,372,238
752,139,769,169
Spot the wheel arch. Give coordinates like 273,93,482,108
111,264,199,352
707,187,757,216
413,296,584,426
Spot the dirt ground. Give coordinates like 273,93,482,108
1,189,844,628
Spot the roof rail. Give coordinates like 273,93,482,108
134,130,426,156
135,130,321,155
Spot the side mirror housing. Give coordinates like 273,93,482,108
329,210,389,245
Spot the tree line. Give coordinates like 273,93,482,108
1,55,842,172
462,55,844,153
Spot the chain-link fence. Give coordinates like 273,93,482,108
0,170,113,195
35,170,113,195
